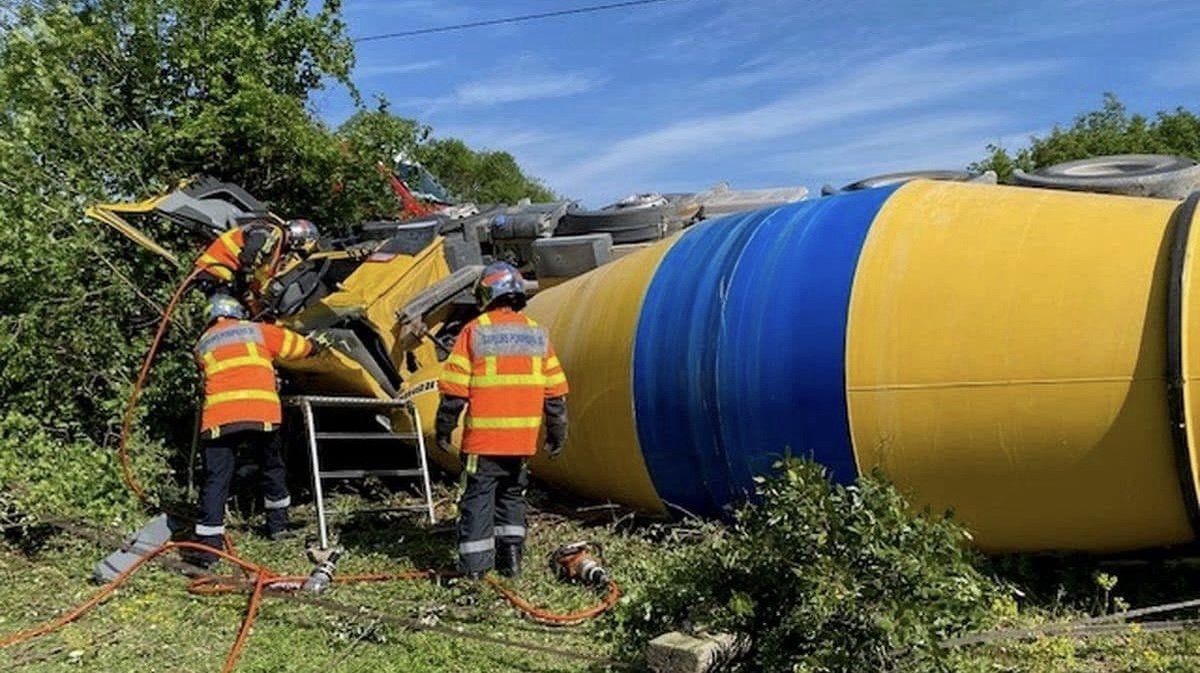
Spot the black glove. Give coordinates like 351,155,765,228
543,396,567,459
435,396,467,454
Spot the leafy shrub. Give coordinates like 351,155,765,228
612,459,1007,673
0,411,171,525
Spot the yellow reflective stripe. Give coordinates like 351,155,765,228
289,332,305,359
531,356,543,376
545,372,567,387
283,330,303,358
204,390,279,408
440,371,472,386
465,454,479,474
198,253,234,280
465,416,542,429
546,356,561,370
205,355,274,376
485,355,497,377
478,314,492,326
225,235,244,256
471,374,546,387
446,353,471,371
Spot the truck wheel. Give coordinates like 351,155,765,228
1013,154,1200,199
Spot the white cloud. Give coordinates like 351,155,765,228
691,51,854,93
395,66,604,117
549,45,1063,194
354,59,444,80
771,116,1044,186
455,72,598,106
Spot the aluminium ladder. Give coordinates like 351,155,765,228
286,395,436,550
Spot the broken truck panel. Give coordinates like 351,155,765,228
86,177,281,266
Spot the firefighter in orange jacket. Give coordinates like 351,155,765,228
436,262,569,578
191,294,331,566
191,218,320,315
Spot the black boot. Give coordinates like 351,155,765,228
185,535,223,570
265,508,290,541
497,543,523,578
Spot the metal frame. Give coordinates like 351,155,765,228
286,395,436,550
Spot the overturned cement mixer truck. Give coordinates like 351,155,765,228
89,153,1200,555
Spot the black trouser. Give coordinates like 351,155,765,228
195,429,290,557
457,454,529,574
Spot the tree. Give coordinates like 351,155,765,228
329,108,559,220
0,0,360,520
328,105,427,224
416,137,557,204
973,93,1200,181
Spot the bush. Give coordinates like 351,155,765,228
612,459,1007,673
0,411,171,526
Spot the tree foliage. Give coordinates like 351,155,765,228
973,93,1200,181
416,137,557,204
0,0,555,520
613,459,1006,673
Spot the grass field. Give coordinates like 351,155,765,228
3,484,1200,672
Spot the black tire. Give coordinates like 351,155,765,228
840,170,995,192
557,205,666,244
1012,154,1200,199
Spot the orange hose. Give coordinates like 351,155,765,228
487,578,622,627
117,268,202,507
0,532,620,671
2,264,622,671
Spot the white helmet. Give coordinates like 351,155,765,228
206,294,247,323
285,218,320,252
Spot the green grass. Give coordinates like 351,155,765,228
3,485,1200,672
0,484,647,673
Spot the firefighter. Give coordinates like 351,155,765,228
191,218,320,315
435,262,569,579
190,294,333,567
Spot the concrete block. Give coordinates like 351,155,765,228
533,234,613,279
646,631,743,673
93,514,180,583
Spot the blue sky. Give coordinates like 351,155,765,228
314,0,1200,207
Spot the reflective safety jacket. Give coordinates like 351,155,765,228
196,317,314,438
193,222,285,300
438,308,569,456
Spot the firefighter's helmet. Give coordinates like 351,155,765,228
475,261,526,311
206,294,248,323
285,218,320,253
